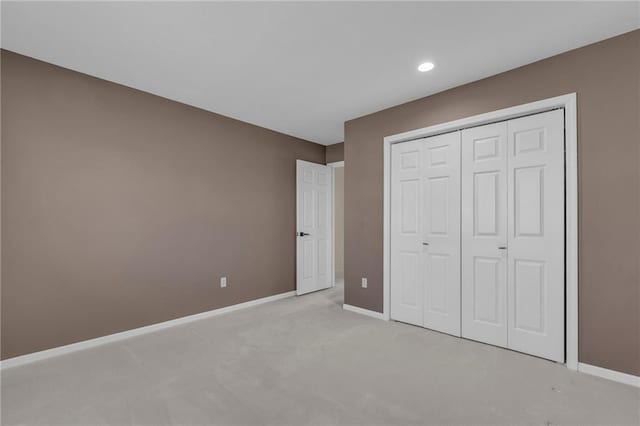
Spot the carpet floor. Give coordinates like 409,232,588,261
2,282,639,425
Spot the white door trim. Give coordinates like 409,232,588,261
383,93,578,370
328,161,344,287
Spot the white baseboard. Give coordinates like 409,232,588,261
578,363,640,388
1,290,296,370
343,304,386,320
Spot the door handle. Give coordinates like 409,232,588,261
297,232,310,237
498,246,507,250
422,242,430,246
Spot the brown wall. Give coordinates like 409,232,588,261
344,30,640,376
1,50,325,359
334,167,344,277
325,142,344,164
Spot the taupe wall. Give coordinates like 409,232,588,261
1,50,325,359
334,166,344,277
325,142,344,164
344,30,640,375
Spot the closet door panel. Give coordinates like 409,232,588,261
390,140,424,326
507,109,565,362
422,132,461,336
462,122,508,347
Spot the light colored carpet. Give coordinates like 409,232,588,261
2,282,639,425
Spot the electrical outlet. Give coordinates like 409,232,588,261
361,278,367,288
220,277,227,288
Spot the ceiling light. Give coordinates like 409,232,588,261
418,62,435,72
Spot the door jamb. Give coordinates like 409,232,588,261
327,161,344,287
382,93,578,370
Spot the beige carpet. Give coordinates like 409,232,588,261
2,283,639,425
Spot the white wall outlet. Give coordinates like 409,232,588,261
220,277,227,288
361,278,368,288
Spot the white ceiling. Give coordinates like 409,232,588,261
2,2,638,145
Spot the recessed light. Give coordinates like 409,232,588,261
418,62,435,72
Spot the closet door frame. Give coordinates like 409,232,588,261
383,93,578,370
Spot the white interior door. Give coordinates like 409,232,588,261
461,122,509,347
390,140,424,326
391,133,461,334
507,109,565,362
296,160,332,295
422,132,461,336
390,109,565,362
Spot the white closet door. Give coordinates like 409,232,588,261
390,140,423,326
507,109,565,362
422,132,461,336
461,122,508,347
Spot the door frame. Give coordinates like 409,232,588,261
327,160,344,287
383,93,578,370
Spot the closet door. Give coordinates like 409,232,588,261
507,109,565,362
390,140,423,326
461,122,508,347
422,132,461,336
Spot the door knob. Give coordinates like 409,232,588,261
297,232,310,237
